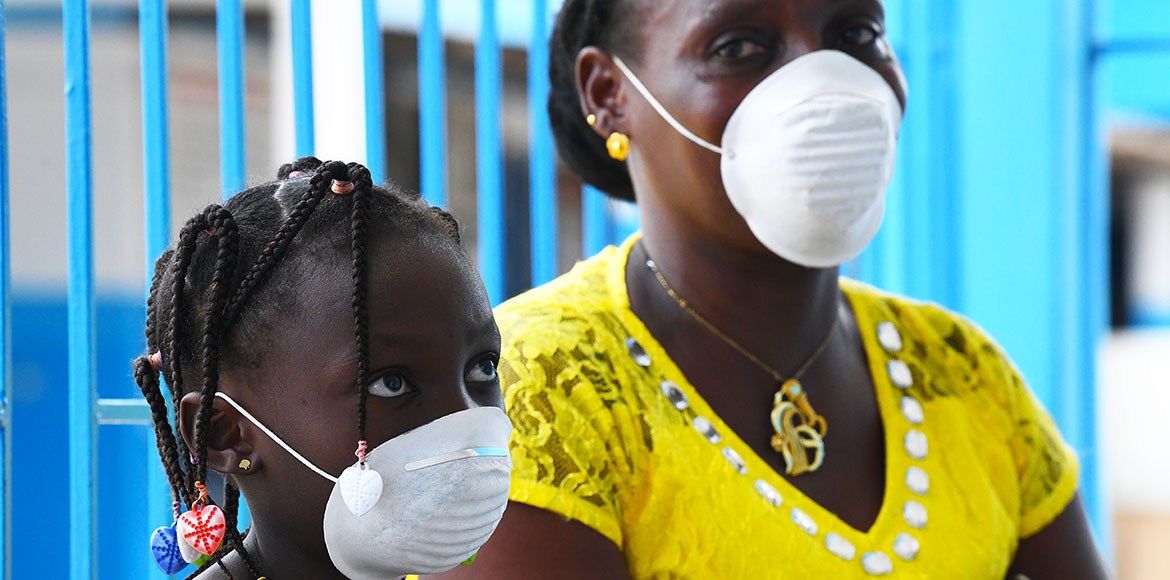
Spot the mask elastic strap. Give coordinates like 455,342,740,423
214,392,340,484
611,56,725,155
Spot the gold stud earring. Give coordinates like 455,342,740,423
586,114,597,126
606,132,630,161
238,458,252,471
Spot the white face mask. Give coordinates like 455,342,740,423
613,50,903,268
215,392,513,580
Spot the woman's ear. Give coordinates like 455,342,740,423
179,388,258,477
577,47,630,139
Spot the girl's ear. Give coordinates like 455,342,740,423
179,386,258,477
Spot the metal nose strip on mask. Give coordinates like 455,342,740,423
214,392,340,484
611,56,725,155
403,447,509,472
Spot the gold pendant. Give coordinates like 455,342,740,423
770,379,827,476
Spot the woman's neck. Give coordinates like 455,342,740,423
632,214,844,374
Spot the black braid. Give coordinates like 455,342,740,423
134,356,187,504
346,163,374,443
192,206,240,484
141,249,188,504
548,0,641,201
169,215,209,494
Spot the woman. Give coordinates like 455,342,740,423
440,0,1109,578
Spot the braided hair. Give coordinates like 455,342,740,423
133,158,463,580
548,0,644,201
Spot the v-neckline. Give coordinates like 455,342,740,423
610,235,903,543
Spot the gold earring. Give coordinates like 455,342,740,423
606,132,630,161
586,114,597,126
238,458,252,471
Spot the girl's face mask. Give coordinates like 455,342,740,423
215,392,513,580
614,50,904,268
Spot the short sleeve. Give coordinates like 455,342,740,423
951,315,1081,538
499,314,628,548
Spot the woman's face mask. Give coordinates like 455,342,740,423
215,392,513,580
613,50,904,268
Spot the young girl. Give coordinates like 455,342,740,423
134,158,512,580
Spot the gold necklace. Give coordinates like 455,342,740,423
646,258,837,476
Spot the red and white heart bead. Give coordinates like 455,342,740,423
178,504,226,556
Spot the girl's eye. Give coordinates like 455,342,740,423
840,25,880,47
368,374,412,398
467,358,499,384
714,38,767,60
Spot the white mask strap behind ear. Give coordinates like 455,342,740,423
214,392,339,483
611,55,725,155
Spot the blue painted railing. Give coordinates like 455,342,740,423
362,0,387,184
3,0,1151,576
418,0,446,208
528,0,558,286
63,0,97,577
291,0,314,158
217,0,245,199
476,0,505,304
0,1,11,577
137,0,172,573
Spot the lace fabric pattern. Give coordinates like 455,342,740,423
496,236,1080,579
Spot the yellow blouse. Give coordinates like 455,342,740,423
496,235,1080,579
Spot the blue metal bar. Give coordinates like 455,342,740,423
418,0,447,207
217,0,245,199
475,0,505,305
1092,38,1170,56
140,0,170,280
64,0,97,576
138,0,172,576
1075,0,1111,551
362,0,386,184
0,1,12,575
528,0,557,286
582,185,610,258
291,0,314,158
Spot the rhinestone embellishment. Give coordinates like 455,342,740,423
722,447,748,475
876,322,903,352
825,533,856,561
790,507,818,536
659,381,689,410
903,500,928,529
754,479,783,507
904,430,929,460
625,337,652,367
887,359,913,389
862,552,894,575
900,396,924,425
906,466,930,495
692,416,722,444
893,533,921,561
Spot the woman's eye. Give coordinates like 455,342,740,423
368,374,411,398
840,25,880,47
467,358,499,383
714,38,767,60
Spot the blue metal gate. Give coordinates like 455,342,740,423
0,0,1151,576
